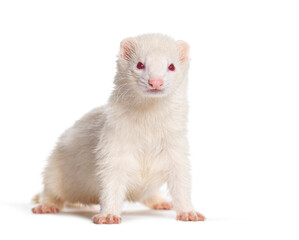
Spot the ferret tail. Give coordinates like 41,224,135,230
32,193,40,204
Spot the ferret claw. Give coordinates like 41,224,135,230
92,214,122,224
32,205,60,214
176,212,205,221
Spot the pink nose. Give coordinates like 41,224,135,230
148,78,164,89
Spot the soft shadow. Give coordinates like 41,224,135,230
0,201,98,220
1,201,175,221
59,209,97,220
122,209,175,221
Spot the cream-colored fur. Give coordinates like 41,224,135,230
34,33,204,222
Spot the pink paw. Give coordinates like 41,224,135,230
32,205,60,214
153,202,174,210
92,214,122,224
176,212,205,221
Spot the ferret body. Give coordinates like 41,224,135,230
32,34,205,223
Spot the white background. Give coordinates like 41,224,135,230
0,0,298,239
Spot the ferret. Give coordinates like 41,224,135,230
32,33,205,224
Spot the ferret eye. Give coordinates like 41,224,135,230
137,62,145,70
168,63,175,71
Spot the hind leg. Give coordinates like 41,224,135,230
32,191,64,214
142,193,173,210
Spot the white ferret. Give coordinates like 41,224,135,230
32,33,205,224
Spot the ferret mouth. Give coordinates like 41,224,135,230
147,89,164,94
137,84,169,97
145,88,167,97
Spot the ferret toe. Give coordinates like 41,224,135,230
92,214,122,224
176,212,205,221
32,204,60,214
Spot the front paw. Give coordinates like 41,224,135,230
32,204,60,214
176,212,205,221
92,214,122,224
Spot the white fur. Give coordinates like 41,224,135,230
38,33,199,221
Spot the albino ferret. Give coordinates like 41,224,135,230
32,33,205,224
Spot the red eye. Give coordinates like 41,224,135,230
168,63,175,71
137,62,145,69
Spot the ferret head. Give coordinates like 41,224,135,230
115,34,190,99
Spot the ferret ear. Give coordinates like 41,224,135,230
176,40,190,63
119,37,136,60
